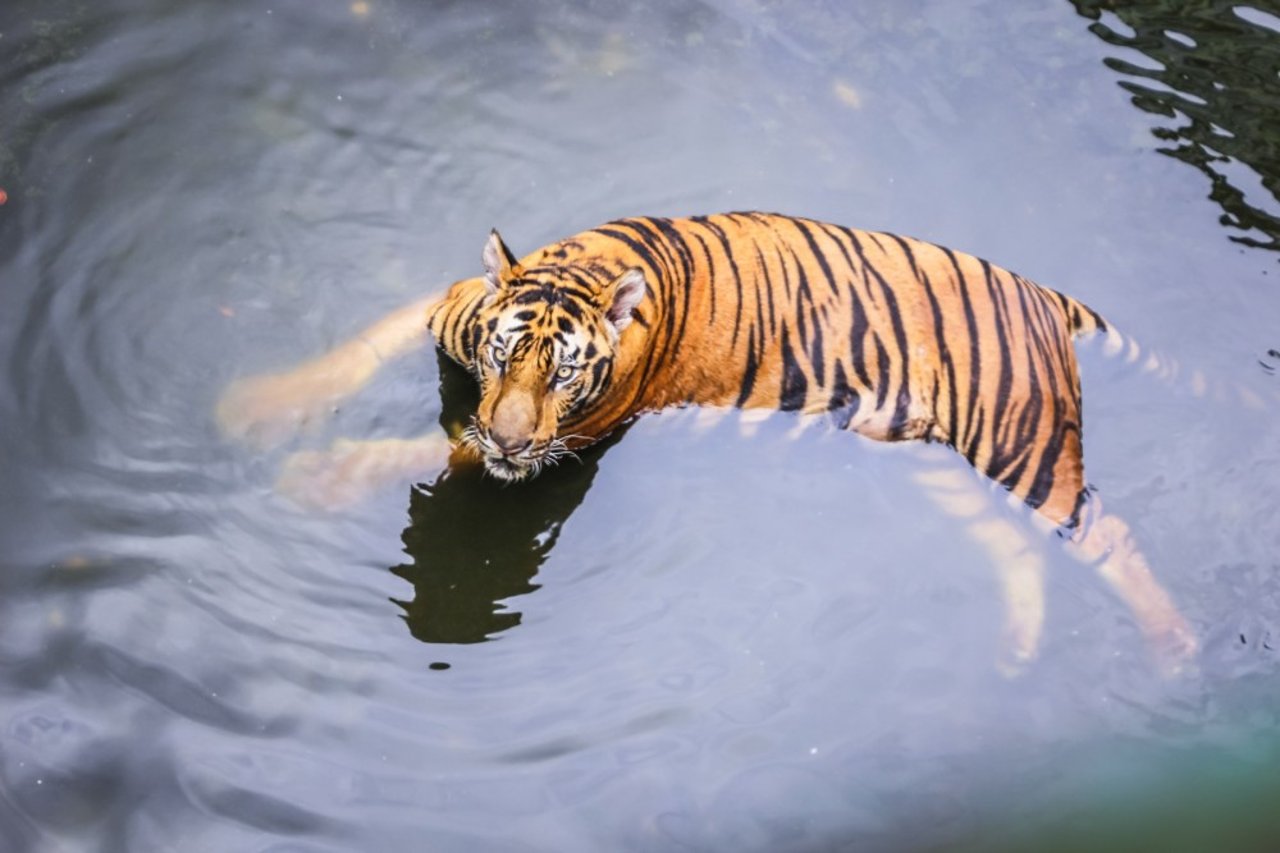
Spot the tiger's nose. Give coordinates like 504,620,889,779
490,390,536,456
490,428,532,456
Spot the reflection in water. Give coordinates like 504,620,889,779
1070,1,1280,251
390,354,620,644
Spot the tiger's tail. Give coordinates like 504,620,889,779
1053,288,1277,409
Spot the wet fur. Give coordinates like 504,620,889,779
428,211,1103,528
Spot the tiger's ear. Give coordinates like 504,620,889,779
482,229,520,294
602,267,647,333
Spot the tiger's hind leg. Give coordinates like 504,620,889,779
912,455,1048,675
914,452,1198,675
1060,498,1199,676
1014,429,1199,675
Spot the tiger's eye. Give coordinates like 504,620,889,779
491,345,507,364
555,364,575,381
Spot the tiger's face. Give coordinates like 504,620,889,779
461,230,646,481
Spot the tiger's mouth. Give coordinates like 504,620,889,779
461,420,580,482
462,424,544,481
483,453,537,482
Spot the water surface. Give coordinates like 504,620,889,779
2,1,1280,850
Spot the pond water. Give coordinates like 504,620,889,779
3,1,1280,850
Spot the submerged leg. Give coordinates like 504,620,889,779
1061,498,1199,675
915,457,1198,675
913,459,1047,674
274,432,459,510
217,294,442,448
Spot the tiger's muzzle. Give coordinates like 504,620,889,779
461,416,580,483
465,426,555,481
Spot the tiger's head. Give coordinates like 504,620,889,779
460,229,647,482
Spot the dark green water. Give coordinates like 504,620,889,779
2,1,1279,851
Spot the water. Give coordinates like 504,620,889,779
2,1,1279,850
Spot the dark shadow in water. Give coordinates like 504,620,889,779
1070,0,1280,251
389,352,623,645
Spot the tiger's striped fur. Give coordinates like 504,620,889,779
428,211,1106,528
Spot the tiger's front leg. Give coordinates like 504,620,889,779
274,432,462,510
217,342,383,449
217,294,442,448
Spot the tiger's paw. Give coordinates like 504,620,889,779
995,572,1045,678
995,633,1039,678
1149,620,1201,679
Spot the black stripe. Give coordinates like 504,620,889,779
998,283,1052,481
872,333,891,410
809,305,825,388
698,219,747,350
790,218,842,296
779,326,808,410
814,222,858,282
594,224,668,281
786,245,815,312
438,297,463,353
1024,421,1077,511
459,292,486,365
601,219,683,414
941,247,983,452
589,358,609,397
699,218,746,327
465,322,480,365
888,385,913,439
648,217,698,374
837,230,879,391
856,243,913,423
965,404,987,465
736,326,760,407
997,440,1034,497
828,360,861,429
865,232,890,253
773,245,795,302
783,243,821,390
691,232,718,326
889,235,958,440
559,299,584,321
979,260,1016,471
992,278,1038,464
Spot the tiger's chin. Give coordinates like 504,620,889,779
482,454,539,482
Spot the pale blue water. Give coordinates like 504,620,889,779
2,1,1279,851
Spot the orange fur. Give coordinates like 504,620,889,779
430,212,1103,526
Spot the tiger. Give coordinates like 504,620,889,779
217,211,1200,673
430,212,1105,523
